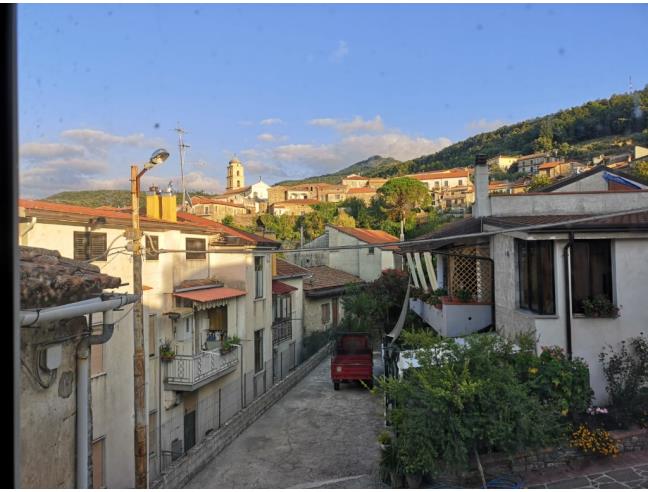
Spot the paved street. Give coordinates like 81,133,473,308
526,450,648,489
184,355,385,489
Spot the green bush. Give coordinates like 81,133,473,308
581,295,619,318
302,329,332,360
599,333,648,427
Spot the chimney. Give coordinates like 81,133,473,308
473,154,491,217
161,183,177,222
145,186,162,220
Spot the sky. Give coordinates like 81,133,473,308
18,3,648,198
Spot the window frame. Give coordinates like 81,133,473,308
74,231,107,261
570,239,613,314
321,302,331,324
516,239,556,315
185,237,206,260
254,329,264,373
254,256,264,299
92,436,106,489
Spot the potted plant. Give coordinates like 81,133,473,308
379,440,404,488
581,295,619,318
220,335,241,355
159,340,176,362
378,429,393,451
455,288,473,303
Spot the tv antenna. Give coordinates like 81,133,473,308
174,125,192,211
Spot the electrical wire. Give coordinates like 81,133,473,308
143,206,648,256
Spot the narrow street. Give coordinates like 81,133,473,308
184,354,385,489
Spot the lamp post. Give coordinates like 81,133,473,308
130,148,169,488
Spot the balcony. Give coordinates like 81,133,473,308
164,347,239,392
410,296,492,338
272,319,292,345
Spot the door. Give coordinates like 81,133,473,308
184,411,196,453
332,297,339,328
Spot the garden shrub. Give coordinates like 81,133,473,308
378,333,567,478
301,328,332,360
570,424,619,457
599,332,648,428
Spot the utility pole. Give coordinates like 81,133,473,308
175,126,192,211
129,149,169,488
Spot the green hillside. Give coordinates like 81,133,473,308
276,155,401,186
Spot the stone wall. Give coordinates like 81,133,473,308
150,342,332,489
447,428,648,486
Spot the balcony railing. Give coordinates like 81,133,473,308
165,347,239,392
272,319,292,345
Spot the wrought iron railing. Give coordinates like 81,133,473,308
166,347,239,387
272,319,292,345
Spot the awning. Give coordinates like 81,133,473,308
162,307,194,319
173,287,246,303
272,280,297,295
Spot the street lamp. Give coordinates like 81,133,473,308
130,148,169,489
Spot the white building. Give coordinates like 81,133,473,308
19,198,281,487
287,224,401,282
405,159,648,402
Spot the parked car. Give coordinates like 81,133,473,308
331,332,373,390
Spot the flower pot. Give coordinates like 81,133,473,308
405,473,422,489
160,355,175,363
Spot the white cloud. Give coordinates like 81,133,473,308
20,142,85,159
260,118,283,126
465,118,508,134
61,128,164,148
330,40,349,63
308,115,384,134
257,133,276,142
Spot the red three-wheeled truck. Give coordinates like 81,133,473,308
330,332,374,390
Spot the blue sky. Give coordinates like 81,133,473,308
18,3,648,198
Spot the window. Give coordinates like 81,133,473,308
321,303,331,324
458,179,463,186
516,239,555,315
186,238,206,260
444,180,449,187
145,235,159,260
273,294,292,322
368,247,375,255
208,306,227,332
74,231,107,261
90,343,104,377
92,437,105,488
254,329,264,373
148,315,156,358
255,256,264,298
571,240,613,314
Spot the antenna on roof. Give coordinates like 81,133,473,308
174,125,192,211
629,75,633,94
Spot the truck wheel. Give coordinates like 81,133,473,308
334,382,340,391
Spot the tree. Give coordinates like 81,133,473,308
221,215,234,227
526,174,552,191
377,177,430,237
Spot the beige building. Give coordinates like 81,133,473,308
190,196,248,222
19,198,281,487
346,187,378,204
408,168,472,191
341,174,370,188
513,152,561,174
302,265,363,334
486,155,518,172
269,199,320,216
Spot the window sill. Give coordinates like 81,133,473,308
254,297,265,302
515,309,559,320
572,314,620,320
91,372,107,379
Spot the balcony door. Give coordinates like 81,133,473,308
332,298,339,327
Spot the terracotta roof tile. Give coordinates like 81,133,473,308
408,168,471,181
20,246,122,309
347,187,377,194
275,258,309,278
302,265,362,292
328,225,399,246
272,280,298,295
176,212,280,247
173,287,246,303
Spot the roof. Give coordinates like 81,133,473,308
408,169,471,181
275,258,309,279
516,152,550,161
217,186,252,196
20,246,122,309
328,225,400,248
302,265,363,294
175,212,280,247
536,165,648,192
173,287,246,303
347,187,377,194
538,161,561,170
344,174,369,180
484,212,648,232
406,217,484,250
19,199,278,247
192,197,246,208
175,278,224,291
271,199,321,206
272,280,298,295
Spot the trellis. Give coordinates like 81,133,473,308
447,246,493,303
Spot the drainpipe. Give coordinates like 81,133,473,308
563,233,575,359
76,308,116,488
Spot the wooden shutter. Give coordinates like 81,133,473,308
74,231,107,261
186,238,206,260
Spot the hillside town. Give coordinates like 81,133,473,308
9,3,648,491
